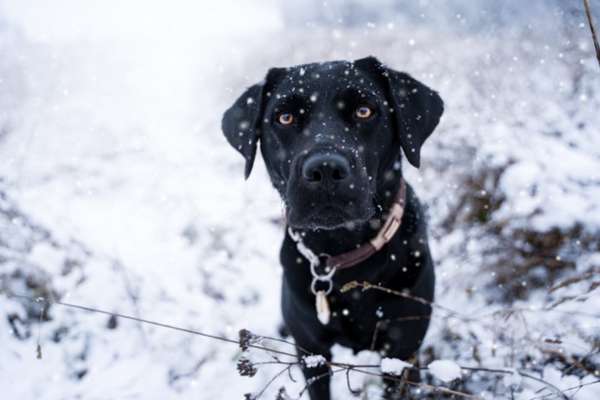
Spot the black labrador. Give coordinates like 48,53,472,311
222,56,443,399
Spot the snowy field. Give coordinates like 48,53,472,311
1,1,599,399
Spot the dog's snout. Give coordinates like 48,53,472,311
302,153,351,184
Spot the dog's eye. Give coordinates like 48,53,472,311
355,106,373,119
277,113,295,126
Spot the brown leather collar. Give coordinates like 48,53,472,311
324,178,407,270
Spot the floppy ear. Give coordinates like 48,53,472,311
222,68,285,179
354,56,444,168
221,83,264,179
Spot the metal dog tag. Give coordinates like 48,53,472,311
315,290,331,325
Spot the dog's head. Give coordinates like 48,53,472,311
222,56,443,230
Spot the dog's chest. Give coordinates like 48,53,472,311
325,289,386,350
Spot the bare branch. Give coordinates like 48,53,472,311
519,370,568,400
251,365,294,400
583,0,600,69
8,292,299,359
6,289,596,400
529,379,600,400
297,368,345,399
345,368,361,396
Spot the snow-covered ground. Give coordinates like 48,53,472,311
1,1,599,399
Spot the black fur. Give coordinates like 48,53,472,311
222,56,443,400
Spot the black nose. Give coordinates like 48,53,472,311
302,153,351,184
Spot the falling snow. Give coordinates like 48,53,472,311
1,1,599,399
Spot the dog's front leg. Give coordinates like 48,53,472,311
282,294,333,400
287,320,333,399
298,347,332,400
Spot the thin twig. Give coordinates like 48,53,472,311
519,370,569,400
254,361,298,367
583,0,600,69
341,280,462,317
5,291,593,400
261,336,312,357
353,367,480,399
8,293,298,360
297,368,345,399
5,292,481,398
252,365,293,400
529,379,600,400
345,367,361,396
113,260,148,343
36,300,44,359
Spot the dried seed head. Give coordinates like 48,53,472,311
237,358,257,377
239,328,255,351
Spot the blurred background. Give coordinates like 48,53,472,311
0,1,599,399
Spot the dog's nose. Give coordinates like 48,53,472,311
302,153,351,184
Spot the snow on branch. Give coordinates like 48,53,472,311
4,290,588,399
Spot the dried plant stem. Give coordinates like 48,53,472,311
341,280,467,318
36,300,44,359
252,364,293,399
530,379,600,400
9,293,299,359
353,367,480,399
584,0,600,69
520,370,569,400
6,292,589,400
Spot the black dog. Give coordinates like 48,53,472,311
222,56,443,399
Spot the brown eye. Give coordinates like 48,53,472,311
355,105,373,119
278,113,294,125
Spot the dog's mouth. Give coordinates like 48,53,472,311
286,201,374,231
